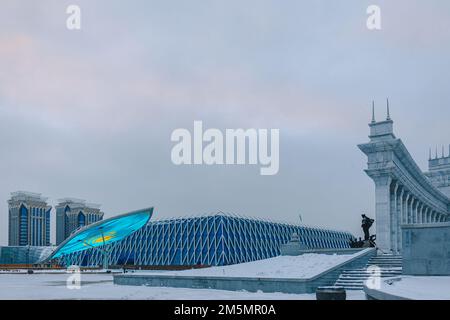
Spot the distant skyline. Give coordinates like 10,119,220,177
2,0,450,245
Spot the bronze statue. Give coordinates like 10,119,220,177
361,214,374,241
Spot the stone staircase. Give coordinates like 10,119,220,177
334,254,402,290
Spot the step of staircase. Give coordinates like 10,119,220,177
339,274,401,277
368,258,402,262
340,271,402,276
334,254,403,290
341,269,401,273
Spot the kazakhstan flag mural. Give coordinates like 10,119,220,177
49,208,153,259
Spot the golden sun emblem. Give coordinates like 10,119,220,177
85,231,117,246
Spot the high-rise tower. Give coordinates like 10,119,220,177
8,191,52,246
55,198,104,245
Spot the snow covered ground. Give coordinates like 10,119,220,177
0,252,371,299
378,276,450,300
135,253,360,279
0,273,367,300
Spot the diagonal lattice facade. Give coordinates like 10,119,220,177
60,213,353,267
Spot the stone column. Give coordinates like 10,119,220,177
408,196,414,224
421,206,426,224
419,204,424,224
417,203,421,224
403,193,410,224
416,201,421,224
417,202,422,224
374,176,392,252
390,183,399,252
415,200,420,223
396,188,404,253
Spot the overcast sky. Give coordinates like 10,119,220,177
1,0,450,245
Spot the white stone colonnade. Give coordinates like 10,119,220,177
358,107,450,254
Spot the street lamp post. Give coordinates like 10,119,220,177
77,230,110,271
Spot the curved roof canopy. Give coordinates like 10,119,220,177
48,207,153,260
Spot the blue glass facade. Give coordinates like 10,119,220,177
78,212,86,228
0,246,55,264
45,208,51,245
19,205,28,246
60,213,353,267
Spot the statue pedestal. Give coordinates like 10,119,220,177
280,233,309,256
362,240,375,248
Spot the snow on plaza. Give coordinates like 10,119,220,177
0,253,368,300
137,253,354,279
376,277,450,300
0,273,366,300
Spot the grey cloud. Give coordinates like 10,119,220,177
1,1,450,245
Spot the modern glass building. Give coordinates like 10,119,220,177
8,191,52,246
59,213,353,267
55,198,104,245
0,246,55,265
